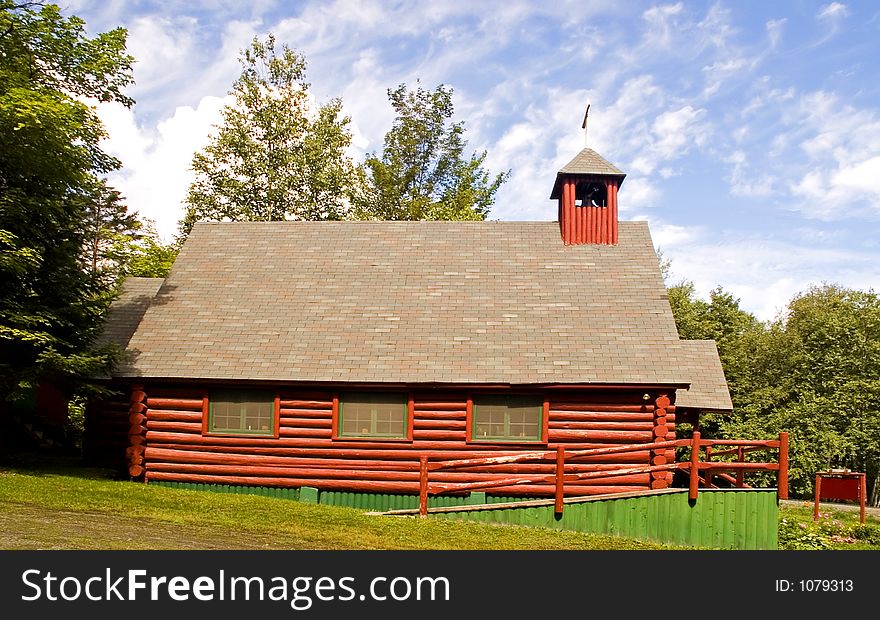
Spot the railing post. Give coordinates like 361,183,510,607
813,474,821,521
419,456,428,518
777,432,788,500
859,473,867,524
555,446,565,515
689,431,701,501
736,447,745,488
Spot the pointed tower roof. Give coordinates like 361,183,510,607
550,148,626,199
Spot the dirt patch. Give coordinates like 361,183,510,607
0,501,299,550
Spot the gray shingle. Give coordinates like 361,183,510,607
112,220,730,410
98,277,163,349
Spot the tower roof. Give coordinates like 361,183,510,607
550,148,626,199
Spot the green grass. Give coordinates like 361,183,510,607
0,464,679,550
779,501,880,550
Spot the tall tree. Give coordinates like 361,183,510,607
353,82,509,221
0,1,133,401
123,220,177,279
79,181,140,285
180,34,357,237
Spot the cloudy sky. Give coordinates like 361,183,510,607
68,0,880,321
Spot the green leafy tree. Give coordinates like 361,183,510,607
180,34,357,237
0,2,133,402
123,220,177,279
353,82,509,220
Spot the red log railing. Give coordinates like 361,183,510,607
417,432,789,516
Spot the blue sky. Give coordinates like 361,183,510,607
67,0,880,320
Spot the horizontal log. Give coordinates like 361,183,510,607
144,447,647,473
279,428,331,439
413,419,466,431
412,402,466,411
279,400,332,409
145,437,653,463
548,429,654,442
144,471,643,496
548,421,654,431
412,410,466,420
549,411,654,422
147,462,651,485
130,390,146,404
130,435,145,446
146,420,202,433
128,425,146,436
129,402,147,414
279,417,332,429
698,462,780,471
280,409,333,419
143,387,205,399
412,430,464,441
148,410,202,423
550,404,653,412
146,397,203,411
128,413,147,426
278,391,334,401
129,464,144,477
699,439,780,448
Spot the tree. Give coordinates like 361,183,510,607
0,1,133,402
123,221,177,279
180,34,357,237
79,181,140,285
353,82,509,221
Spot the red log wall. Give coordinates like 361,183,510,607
136,386,676,497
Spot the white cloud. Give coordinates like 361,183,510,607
99,97,230,241
817,3,849,21
766,18,786,47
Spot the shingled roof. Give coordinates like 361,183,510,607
112,220,731,409
549,148,627,199
98,277,164,349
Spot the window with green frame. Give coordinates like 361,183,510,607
208,390,275,435
338,392,408,439
472,394,543,442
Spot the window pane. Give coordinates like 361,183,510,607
473,394,542,441
210,391,274,435
339,392,407,438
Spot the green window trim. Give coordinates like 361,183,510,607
338,392,409,439
472,394,544,443
208,390,276,436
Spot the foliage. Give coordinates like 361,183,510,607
122,220,177,279
779,504,880,550
353,82,508,221
668,277,880,498
0,1,133,401
180,34,357,237
79,181,141,285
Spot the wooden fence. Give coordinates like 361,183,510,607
418,431,789,516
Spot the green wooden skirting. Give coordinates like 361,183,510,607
424,488,778,550
150,481,529,511
150,482,778,549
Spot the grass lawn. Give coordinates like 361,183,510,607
0,462,679,550
778,501,880,550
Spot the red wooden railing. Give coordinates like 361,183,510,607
417,432,789,516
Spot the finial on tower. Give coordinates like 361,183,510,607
581,102,591,147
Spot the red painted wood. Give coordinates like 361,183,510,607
407,392,415,441
542,397,550,443
201,393,209,435
689,431,701,500
813,475,822,521
274,395,281,439
149,410,201,422
548,421,654,431
555,446,565,514
419,456,428,516
330,393,339,439
778,431,788,499
147,397,202,410
465,394,473,441
611,182,618,244
550,403,654,412
860,473,867,524
279,400,332,409
280,417,332,429
818,476,860,500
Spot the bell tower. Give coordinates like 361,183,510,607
550,106,626,245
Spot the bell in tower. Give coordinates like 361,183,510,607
550,105,626,245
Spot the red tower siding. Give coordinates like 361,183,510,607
558,176,619,246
